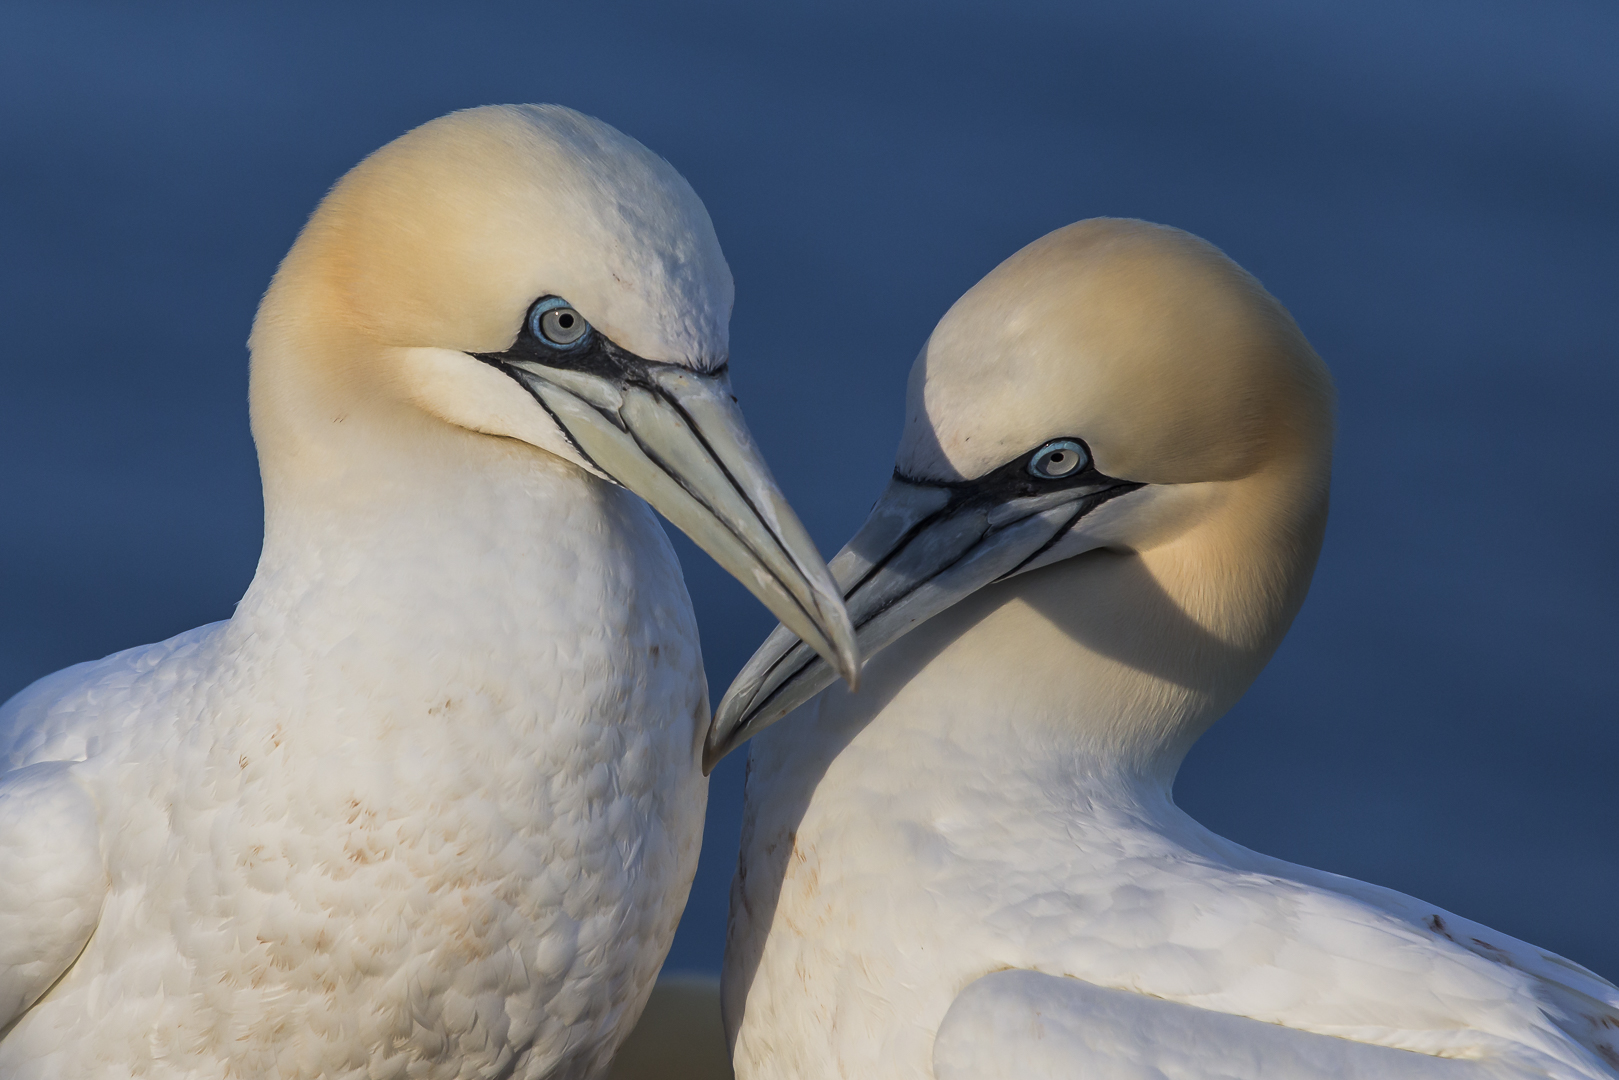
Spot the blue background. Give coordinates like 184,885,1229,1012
2,1,1615,979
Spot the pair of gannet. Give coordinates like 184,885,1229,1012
710,220,1619,1078
0,106,855,1077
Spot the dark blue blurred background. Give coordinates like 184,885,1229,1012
2,0,1615,978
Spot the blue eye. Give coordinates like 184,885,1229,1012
529,296,591,348
1029,439,1089,479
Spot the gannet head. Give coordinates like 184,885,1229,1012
707,218,1334,768
248,104,857,683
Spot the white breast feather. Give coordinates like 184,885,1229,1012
726,702,1619,1080
0,476,708,1080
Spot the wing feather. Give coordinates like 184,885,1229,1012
934,970,1561,1080
0,761,107,1029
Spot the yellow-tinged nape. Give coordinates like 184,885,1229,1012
887,219,1336,775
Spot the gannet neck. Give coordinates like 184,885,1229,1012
247,314,563,548
229,405,675,760
245,408,601,630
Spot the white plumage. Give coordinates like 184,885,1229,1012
713,219,1619,1079
0,104,852,1079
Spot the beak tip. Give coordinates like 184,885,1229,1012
825,615,862,690
701,723,740,775
702,694,747,774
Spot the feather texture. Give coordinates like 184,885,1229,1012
0,449,710,1078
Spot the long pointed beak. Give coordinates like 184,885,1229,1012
704,468,1143,770
504,356,860,690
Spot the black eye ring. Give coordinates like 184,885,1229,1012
1028,439,1089,479
529,296,591,348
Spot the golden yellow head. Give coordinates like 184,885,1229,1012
256,103,732,366
902,218,1333,489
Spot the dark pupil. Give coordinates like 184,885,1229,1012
557,313,575,329
1048,453,1066,466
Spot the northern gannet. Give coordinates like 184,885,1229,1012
708,219,1619,1079
0,104,856,1078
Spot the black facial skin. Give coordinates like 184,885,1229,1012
469,294,729,474
853,443,1145,609
474,295,730,385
